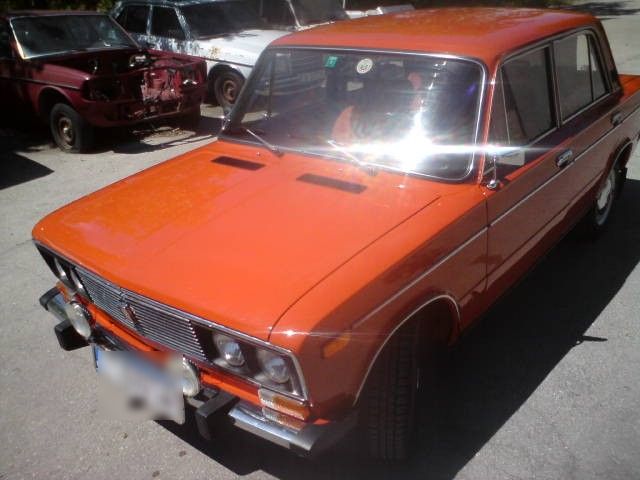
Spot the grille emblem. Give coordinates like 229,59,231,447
119,294,137,324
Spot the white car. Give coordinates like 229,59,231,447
112,0,288,110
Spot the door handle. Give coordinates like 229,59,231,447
556,149,574,168
611,111,623,126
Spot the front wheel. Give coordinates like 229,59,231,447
49,103,94,153
364,322,420,461
212,70,244,112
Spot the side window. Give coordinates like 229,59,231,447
261,0,296,27
490,47,555,147
117,5,150,34
555,33,608,120
151,7,185,39
0,21,12,58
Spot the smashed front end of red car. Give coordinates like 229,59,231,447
78,50,207,126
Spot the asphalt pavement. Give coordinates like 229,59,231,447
1,4,639,479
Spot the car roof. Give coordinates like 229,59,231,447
3,10,105,19
272,8,598,68
115,0,240,5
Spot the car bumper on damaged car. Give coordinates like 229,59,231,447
39,287,356,456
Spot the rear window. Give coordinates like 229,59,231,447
554,32,608,120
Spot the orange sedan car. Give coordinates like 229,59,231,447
34,8,640,460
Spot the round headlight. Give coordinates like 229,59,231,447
64,301,92,339
213,333,245,367
54,258,73,289
180,359,200,397
257,350,291,384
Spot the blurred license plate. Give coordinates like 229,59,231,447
93,346,185,424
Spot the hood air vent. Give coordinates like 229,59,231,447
297,173,366,194
213,156,265,171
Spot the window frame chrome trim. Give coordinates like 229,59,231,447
221,45,489,184
482,26,614,181
553,29,613,124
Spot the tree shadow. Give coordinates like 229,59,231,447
158,177,640,479
564,1,640,18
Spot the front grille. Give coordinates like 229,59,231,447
76,267,208,363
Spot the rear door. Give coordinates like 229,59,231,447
551,30,619,212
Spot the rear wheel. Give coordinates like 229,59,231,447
582,159,624,236
49,103,94,153
213,70,244,112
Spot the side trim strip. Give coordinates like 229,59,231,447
491,102,640,227
352,227,486,330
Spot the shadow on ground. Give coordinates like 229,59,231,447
0,115,222,189
565,1,640,17
160,179,640,479
0,152,54,190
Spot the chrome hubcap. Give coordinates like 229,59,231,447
595,168,616,225
222,79,237,103
58,117,74,145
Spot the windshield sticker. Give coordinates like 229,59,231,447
325,55,338,68
356,58,374,75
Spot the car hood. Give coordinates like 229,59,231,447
33,141,441,341
192,29,289,64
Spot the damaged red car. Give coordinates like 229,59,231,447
0,11,207,152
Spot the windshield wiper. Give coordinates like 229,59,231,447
224,125,283,157
326,140,378,175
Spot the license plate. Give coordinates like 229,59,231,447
93,346,185,424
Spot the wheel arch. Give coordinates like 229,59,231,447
353,294,460,405
207,63,244,87
611,138,634,169
38,88,72,121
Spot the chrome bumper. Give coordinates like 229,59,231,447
40,287,356,455
229,401,357,455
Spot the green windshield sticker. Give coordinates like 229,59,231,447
325,55,338,68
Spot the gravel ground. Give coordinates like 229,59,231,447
1,4,639,479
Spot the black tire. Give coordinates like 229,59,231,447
365,321,420,461
582,159,624,237
49,103,94,153
212,70,244,112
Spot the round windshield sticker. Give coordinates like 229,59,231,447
356,58,373,75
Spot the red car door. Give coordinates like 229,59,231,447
482,42,588,300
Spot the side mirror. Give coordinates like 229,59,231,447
485,146,525,190
496,147,525,167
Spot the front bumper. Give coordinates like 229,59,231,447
40,288,355,456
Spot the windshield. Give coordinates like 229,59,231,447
11,15,137,59
292,0,348,25
225,49,484,181
182,1,265,38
